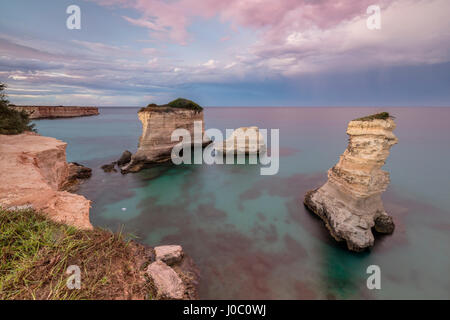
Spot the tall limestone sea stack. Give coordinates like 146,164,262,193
121,98,209,173
304,112,398,252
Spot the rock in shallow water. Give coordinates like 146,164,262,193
68,162,92,180
304,113,398,252
374,214,395,234
117,150,132,166
101,162,117,173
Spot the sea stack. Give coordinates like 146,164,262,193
122,98,208,173
214,126,266,154
304,112,398,252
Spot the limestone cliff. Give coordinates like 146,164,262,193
122,99,208,173
0,132,92,230
11,106,99,119
304,113,398,252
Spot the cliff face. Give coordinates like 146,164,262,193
122,106,206,173
11,106,99,119
304,115,398,252
0,133,92,230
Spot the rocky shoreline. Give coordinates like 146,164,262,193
10,106,99,119
0,132,93,230
0,131,199,299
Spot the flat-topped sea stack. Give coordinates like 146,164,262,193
11,106,99,119
121,98,209,173
304,112,398,252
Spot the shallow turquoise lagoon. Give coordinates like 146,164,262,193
35,107,450,299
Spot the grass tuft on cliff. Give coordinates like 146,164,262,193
0,83,36,135
354,112,392,122
140,98,203,113
0,208,152,300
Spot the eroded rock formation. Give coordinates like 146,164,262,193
122,99,209,173
214,126,266,154
304,113,398,252
0,132,93,229
11,106,99,119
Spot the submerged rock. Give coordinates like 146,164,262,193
303,113,398,252
101,162,117,173
122,99,210,173
214,126,266,154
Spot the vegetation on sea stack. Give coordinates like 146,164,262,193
354,112,392,122
167,98,203,111
140,98,203,113
0,83,36,135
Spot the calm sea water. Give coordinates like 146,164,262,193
34,107,450,299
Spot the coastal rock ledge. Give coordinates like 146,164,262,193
0,132,92,230
304,113,398,252
11,106,99,119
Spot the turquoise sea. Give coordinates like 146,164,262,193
34,107,450,299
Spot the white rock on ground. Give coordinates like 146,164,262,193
154,245,184,265
146,260,185,299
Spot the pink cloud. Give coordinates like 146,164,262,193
91,0,395,45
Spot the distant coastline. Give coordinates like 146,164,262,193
10,105,99,119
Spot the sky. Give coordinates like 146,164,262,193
0,0,449,107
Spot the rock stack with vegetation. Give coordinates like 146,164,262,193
304,112,398,252
121,98,209,173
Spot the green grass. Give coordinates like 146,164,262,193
354,112,392,121
167,98,203,111
0,208,151,300
139,98,203,113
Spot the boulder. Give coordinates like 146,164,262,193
68,162,92,180
374,214,395,234
146,260,185,300
154,245,184,265
117,150,132,166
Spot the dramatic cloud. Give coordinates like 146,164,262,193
1,0,449,105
